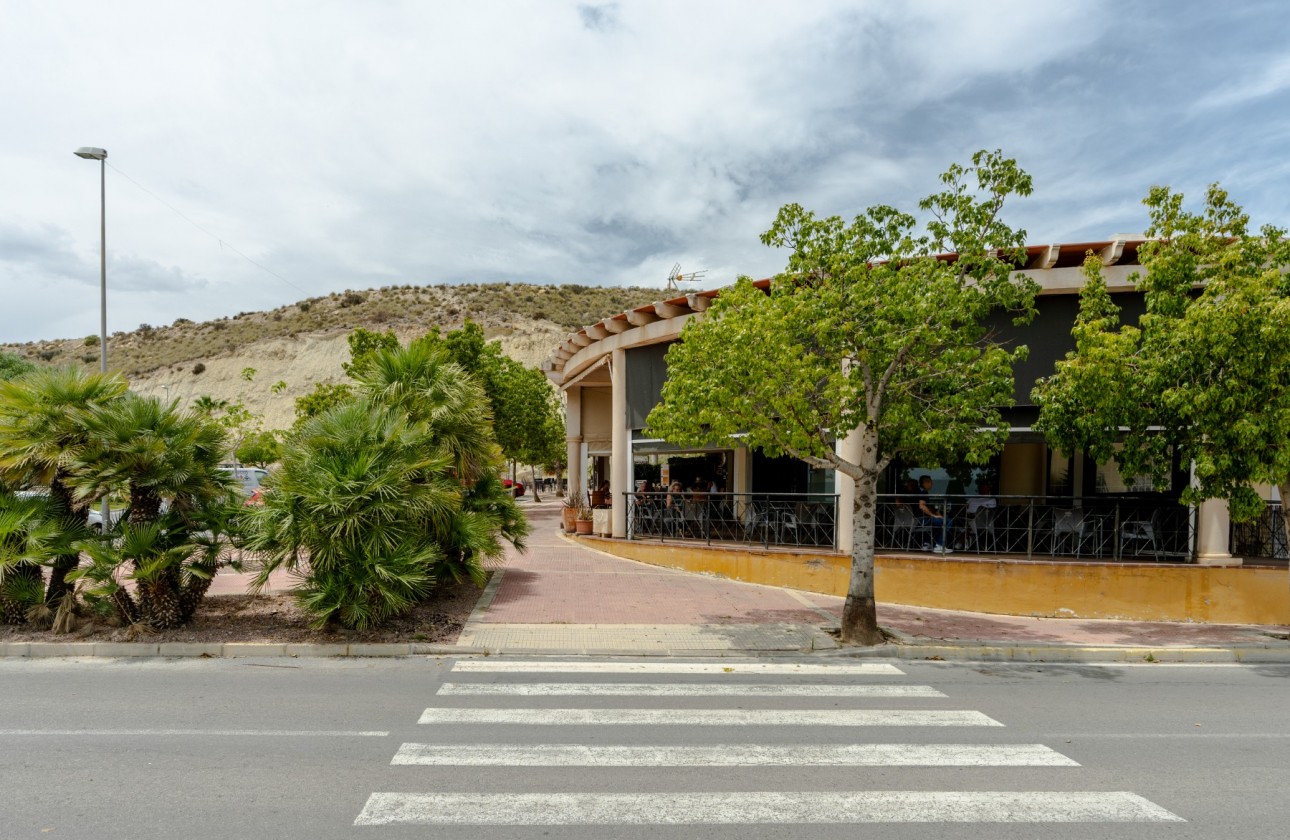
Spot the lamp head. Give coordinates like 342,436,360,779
74,147,107,160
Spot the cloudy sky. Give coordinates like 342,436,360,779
2,0,1289,342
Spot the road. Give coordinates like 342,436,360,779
0,656,1286,839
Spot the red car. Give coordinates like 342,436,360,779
502,478,526,497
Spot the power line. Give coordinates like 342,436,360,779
104,162,312,297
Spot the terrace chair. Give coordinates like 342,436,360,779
742,502,773,544
891,505,933,551
1051,509,1090,558
1120,508,1163,561
967,506,996,552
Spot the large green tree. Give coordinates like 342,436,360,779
1034,184,1290,557
647,151,1037,644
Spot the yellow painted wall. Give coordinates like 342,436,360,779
584,537,1290,625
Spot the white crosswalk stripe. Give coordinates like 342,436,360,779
354,658,1186,828
437,681,945,697
355,791,1183,825
392,742,1080,767
450,660,904,675
417,707,1002,726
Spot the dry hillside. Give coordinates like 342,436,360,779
3,283,659,430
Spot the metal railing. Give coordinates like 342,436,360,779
626,491,839,550
874,493,1198,562
1231,501,1288,562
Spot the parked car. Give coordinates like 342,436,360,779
219,465,269,498
502,478,526,497
15,487,125,532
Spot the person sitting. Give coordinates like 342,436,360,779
965,481,997,516
917,474,953,554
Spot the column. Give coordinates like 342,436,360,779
565,386,582,503
610,349,630,538
1195,497,1240,566
835,429,863,555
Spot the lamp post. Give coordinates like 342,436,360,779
74,146,111,531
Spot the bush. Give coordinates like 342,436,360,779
192,362,206,375
84,335,100,347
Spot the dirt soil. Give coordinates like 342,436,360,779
0,576,486,646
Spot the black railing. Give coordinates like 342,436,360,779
1231,501,1288,562
875,494,1198,562
626,491,839,550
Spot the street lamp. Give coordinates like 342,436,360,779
74,146,111,531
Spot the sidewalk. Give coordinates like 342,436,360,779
462,499,1290,661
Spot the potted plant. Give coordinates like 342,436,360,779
561,495,578,532
574,503,594,535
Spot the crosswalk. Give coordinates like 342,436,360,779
354,659,1185,829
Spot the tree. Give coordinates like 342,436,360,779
646,150,1037,644
426,321,566,497
243,342,528,629
235,429,281,467
1034,184,1290,558
292,382,354,429
69,393,237,629
0,351,35,382
0,366,128,610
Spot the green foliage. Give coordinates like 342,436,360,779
646,150,1037,644
0,492,59,624
235,429,282,467
0,352,35,381
68,393,237,628
244,343,529,629
341,327,400,379
1034,184,1290,527
292,382,355,429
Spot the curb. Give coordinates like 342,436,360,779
4,638,1289,663
0,641,488,659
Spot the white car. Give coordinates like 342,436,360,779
14,488,124,532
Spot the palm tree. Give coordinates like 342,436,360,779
70,393,236,629
0,366,127,607
0,492,58,625
243,344,529,629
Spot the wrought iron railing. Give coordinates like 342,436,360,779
626,491,839,550
874,493,1198,562
1230,501,1288,562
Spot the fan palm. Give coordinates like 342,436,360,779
0,366,127,604
69,393,236,628
0,492,59,624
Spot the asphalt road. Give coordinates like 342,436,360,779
0,656,1287,839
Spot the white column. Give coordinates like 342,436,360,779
1195,497,1240,566
565,386,583,503
835,429,863,554
610,349,630,538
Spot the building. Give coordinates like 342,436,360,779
542,236,1266,568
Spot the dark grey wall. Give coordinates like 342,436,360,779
626,341,673,430
621,292,1147,429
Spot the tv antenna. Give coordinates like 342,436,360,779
665,263,708,293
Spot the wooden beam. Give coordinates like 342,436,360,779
585,324,609,341
601,318,631,334
569,334,593,347
653,300,691,319
685,293,712,312
626,309,660,327
1100,239,1126,266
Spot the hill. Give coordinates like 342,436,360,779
2,283,659,430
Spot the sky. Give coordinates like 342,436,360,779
2,0,1289,343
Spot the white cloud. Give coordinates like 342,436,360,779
1,0,1288,343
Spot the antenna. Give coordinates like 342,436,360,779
665,263,708,294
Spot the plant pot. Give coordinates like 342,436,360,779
574,519,593,535
561,506,577,532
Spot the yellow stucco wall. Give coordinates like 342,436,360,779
584,537,1290,625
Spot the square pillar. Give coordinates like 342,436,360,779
564,386,583,501
610,349,630,538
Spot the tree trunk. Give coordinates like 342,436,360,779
45,475,82,605
529,465,543,503
840,473,884,645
